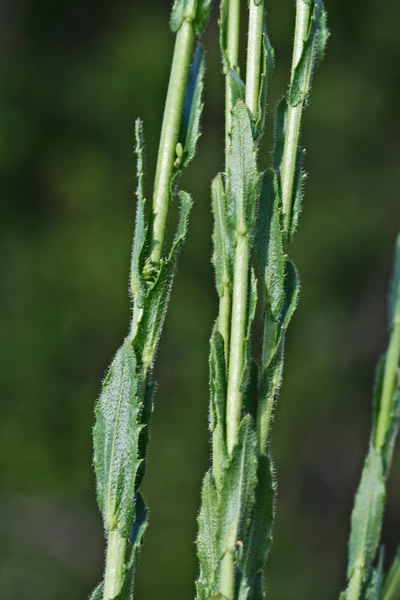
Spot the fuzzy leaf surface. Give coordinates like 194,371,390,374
179,44,205,168
130,120,148,302
217,416,258,554
212,174,233,298
256,30,274,137
93,340,142,537
196,472,220,600
347,450,386,583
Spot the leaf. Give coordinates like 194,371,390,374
382,546,400,600
238,454,275,580
219,0,229,72
135,378,155,489
134,192,192,363
361,547,384,600
258,348,284,451
289,147,306,240
212,173,233,299
93,340,143,537
195,0,213,35
179,44,205,168
210,331,228,465
89,583,104,600
289,5,318,107
278,260,299,342
389,234,400,330
170,0,186,33
243,359,259,420
130,119,148,302
227,100,260,236
229,69,246,106
372,357,400,475
347,450,386,585
259,169,285,322
196,472,220,599
256,29,275,138
217,416,258,555
315,2,330,62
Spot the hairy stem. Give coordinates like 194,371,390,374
245,0,264,118
149,16,195,267
281,0,311,234
103,529,128,600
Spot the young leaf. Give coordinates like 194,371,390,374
195,0,213,35
219,0,229,72
278,260,299,341
130,119,148,302
227,100,260,236
196,472,220,600
89,583,104,600
289,147,306,240
93,340,143,537
347,450,386,586
289,5,318,107
272,98,287,176
212,173,233,298
360,548,384,600
256,29,275,138
229,69,246,106
210,331,228,470
217,416,258,555
179,44,205,168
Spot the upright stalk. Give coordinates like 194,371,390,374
149,16,195,268
280,0,311,234
245,0,264,117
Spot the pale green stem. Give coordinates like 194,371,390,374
346,565,364,600
245,0,264,118
226,231,249,453
219,551,236,600
149,16,196,268
103,529,128,600
281,0,311,234
225,0,241,159
219,289,231,368
375,298,400,449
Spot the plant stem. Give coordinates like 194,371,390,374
149,16,195,268
225,0,241,159
226,231,249,453
375,295,400,449
382,549,400,600
103,529,128,600
245,0,264,118
219,551,236,600
346,565,363,600
281,0,311,234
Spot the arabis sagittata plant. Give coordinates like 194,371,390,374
90,2,212,599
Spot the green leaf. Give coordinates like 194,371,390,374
170,0,186,32
135,379,154,489
315,2,330,62
243,359,259,420
93,340,143,537
382,546,400,600
278,260,299,342
217,416,258,555
195,0,213,35
372,357,400,475
210,331,228,462
289,5,318,107
256,29,275,138
134,192,192,364
196,472,220,600
229,69,246,106
389,234,400,330
212,174,233,298
238,454,275,581
179,44,205,168
347,450,386,585
289,147,306,240
89,583,104,600
227,100,260,236
361,547,384,600
259,169,285,322
130,119,148,301
219,0,229,72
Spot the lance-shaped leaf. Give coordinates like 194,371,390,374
210,331,229,481
289,1,329,108
289,147,306,240
347,450,386,586
130,119,148,304
134,192,192,364
219,0,229,72
229,69,246,106
256,28,275,138
227,100,260,237
360,548,384,600
237,454,275,583
93,340,143,537
89,583,104,600
217,416,258,555
272,98,287,177
196,472,220,600
179,43,205,168
382,546,400,600
212,173,234,298
278,260,299,343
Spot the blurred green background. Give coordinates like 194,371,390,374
1,0,399,598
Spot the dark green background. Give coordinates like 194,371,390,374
1,0,399,598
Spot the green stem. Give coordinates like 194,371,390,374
281,0,311,234
103,529,128,600
219,551,236,600
225,0,241,159
149,16,196,268
219,289,231,367
375,302,400,449
226,231,249,453
346,564,364,600
245,0,264,118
